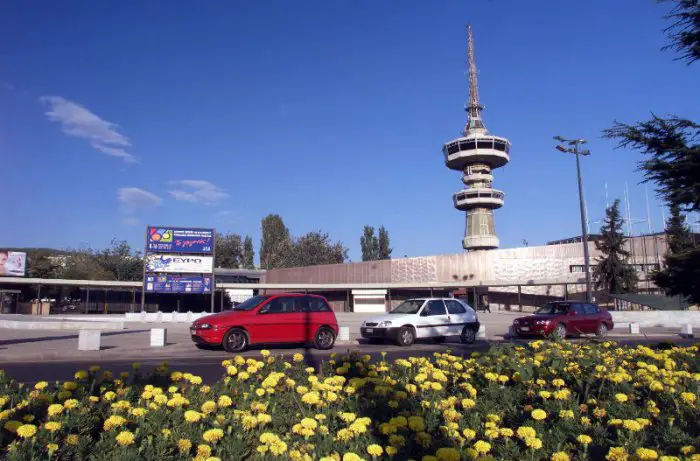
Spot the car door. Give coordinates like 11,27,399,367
567,303,588,334
418,300,451,338
445,299,472,336
253,296,304,343
583,303,601,333
300,296,336,341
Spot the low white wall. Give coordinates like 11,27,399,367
124,312,209,323
611,311,700,328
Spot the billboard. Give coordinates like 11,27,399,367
144,274,212,294
0,251,26,277
147,227,214,254
145,254,214,273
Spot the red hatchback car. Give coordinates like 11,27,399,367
190,293,339,353
512,301,613,339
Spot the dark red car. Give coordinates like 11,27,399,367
512,301,613,339
190,293,339,352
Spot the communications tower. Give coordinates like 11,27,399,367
442,25,511,250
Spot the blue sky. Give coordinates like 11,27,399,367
1,0,698,262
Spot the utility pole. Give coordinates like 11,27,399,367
554,136,592,302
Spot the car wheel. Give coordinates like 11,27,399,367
460,326,477,344
222,328,248,353
553,323,567,341
396,326,416,347
596,322,609,338
313,327,336,350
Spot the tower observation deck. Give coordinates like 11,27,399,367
442,25,511,251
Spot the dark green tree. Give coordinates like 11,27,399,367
603,116,700,212
360,226,379,261
242,236,255,269
284,231,348,268
593,200,638,294
94,239,143,281
260,214,291,269
659,0,700,64
215,232,243,268
653,205,700,304
60,250,114,281
25,250,61,279
378,226,392,260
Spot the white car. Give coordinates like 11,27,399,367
360,298,480,346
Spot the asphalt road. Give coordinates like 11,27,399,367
2,336,696,385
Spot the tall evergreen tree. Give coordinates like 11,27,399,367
242,236,255,269
360,226,379,261
593,200,638,294
260,214,291,269
653,205,700,303
378,226,392,260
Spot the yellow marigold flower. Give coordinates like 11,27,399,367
636,448,659,461
34,381,49,390
176,438,192,453
422,457,438,461
531,409,547,420
202,428,224,444
257,413,272,424
63,381,77,391
680,446,696,455
66,434,79,445
659,457,680,461
525,437,543,449
205,457,222,461
44,421,62,433
103,391,116,401
552,378,565,387
516,426,536,439
261,349,270,357
461,398,476,409
577,434,592,445
680,392,696,404
17,424,37,438
473,441,491,455
201,401,217,414
301,391,321,405
367,445,383,457
115,430,135,446
386,446,398,457
218,395,232,408
197,444,212,457
293,353,304,362
47,443,59,454
47,403,64,417
342,453,363,461
622,420,643,432
162,429,171,438
408,416,425,432
184,410,203,423
539,391,551,399
552,452,570,461
606,447,629,461
75,370,88,380
500,428,514,437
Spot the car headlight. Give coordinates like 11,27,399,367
197,323,213,330
378,321,392,327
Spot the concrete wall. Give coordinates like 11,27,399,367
611,311,700,328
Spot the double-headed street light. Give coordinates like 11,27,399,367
554,135,593,302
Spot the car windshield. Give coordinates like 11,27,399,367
535,302,570,315
233,295,269,311
390,300,424,315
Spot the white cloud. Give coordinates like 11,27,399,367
40,96,137,163
168,180,228,205
117,187,162,211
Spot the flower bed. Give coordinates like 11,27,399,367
1,341,698,461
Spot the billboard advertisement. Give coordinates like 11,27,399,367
145,254,214,274
0,251,26,277
147,227,214,254
144,274,212,294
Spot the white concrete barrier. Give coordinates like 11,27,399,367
150,328,167,347
629,323,640,334
477,325,486,339
611,311,700,328
680,324,693,338
78,329,101,351
337,327,350,341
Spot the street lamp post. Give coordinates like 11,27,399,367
554,136,592,302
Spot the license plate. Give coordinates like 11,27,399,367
366,328,373,333
520,326,530,331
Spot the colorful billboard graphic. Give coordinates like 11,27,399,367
145,254,214,274
147,227,214,254
0,251,26,277
144,274,212,293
